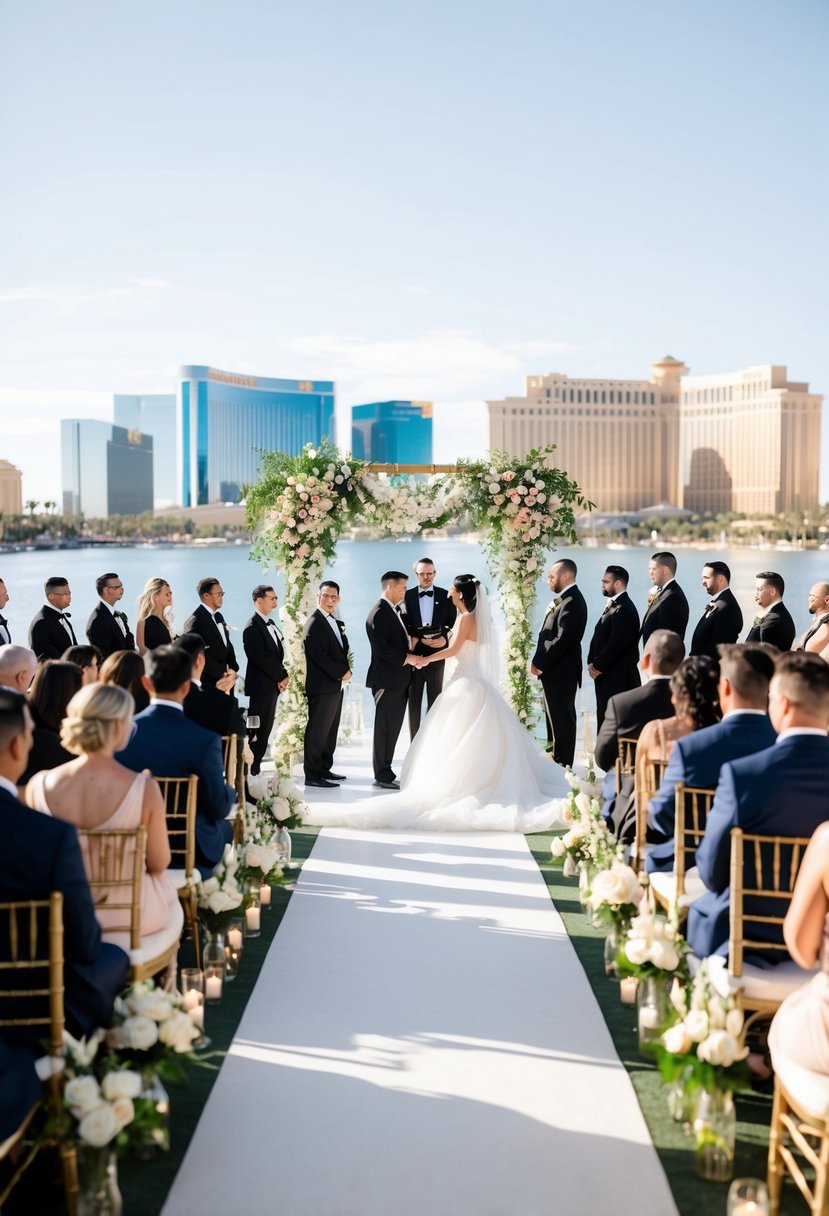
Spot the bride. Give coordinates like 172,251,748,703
306,574,569,832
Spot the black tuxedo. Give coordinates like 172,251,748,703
744,602,796,652
690,588,743,661
184,682,246,739
302,609,350,781
366,598,412,784
28,604,77,661
86,601,135,659
587,591,641,730
640,581,689,646
243,613,289,775
594,678,676,843
0,614,11,645
403,585,457,738
182,604,239,687
531,585,588,767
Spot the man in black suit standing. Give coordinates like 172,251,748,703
0,578,11,645
530,558,587,767
302,581,351,788
745,571,796,651
176,632,246,739
641,552,689,647
367,571,421,789
243,585,289,775
587,565,641,730
183,577,239,688
797,582,829,653
86,572,135,659
403,557,457,739
28,576,77,661
690,561,743,660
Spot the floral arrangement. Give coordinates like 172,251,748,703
657,960,750,1092
616,910,687,981
551,763,620,877
197,844,245,929
62,1037,141,1151
587,861,644,932
106,981,200,1076
358,472,464,535
247,772,308,831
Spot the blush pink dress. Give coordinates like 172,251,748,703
769,916,829,1074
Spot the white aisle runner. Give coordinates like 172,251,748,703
164,829,678,1216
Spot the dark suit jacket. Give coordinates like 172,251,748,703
745,602,796,652
243,614,288,697
595,678,675,841
182,604,239,686
86,601,135,659
640,581,690,646
532,585,587,685
28,605,77,661
690,588,743,660
403,586,457,659
303,610,350,697
587,592,641,695
366,599,412,693
687,733,829,960
646,711,777,873
184,682,246,738
116,703,235,868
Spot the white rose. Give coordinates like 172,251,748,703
111,1096,135,1128
208,888,242,915
101,1070,142,1101
127,989,174,1022
200,876,220,896
271,797,291,822
725,1008,744,1039
588,864,642,910
78,1103,121,1147
247,773,272,801
158,1010,198,1053
648,938,680,972
245,843,280,874
574,792,592,818
551,837,566,858
697,1030,741,1067
684,1009,709,1042
562,855,577,878
624,937,651,966
65,1075,102,1117
708,1001,727,1030
122,1016,159,1052
662,1023,692,1055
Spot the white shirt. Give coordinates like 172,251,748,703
257,609,282,644
203,604,227,645
0,775,19,798
100,598,127,636
150,697,184,712
776,727,827,742
724,708,768,718
322,611,344,647
417,589,434,627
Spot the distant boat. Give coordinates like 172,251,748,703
606,542,630,550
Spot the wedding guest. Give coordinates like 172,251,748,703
99,650,150,713
403,558,457,740
19,660,82,786
86,572,135,659
28,577,77,660
796,582,829,653
0,643,37,693
530,558,587,767
24,683,181,951
183,577,238,688
303,581,352,788
0,578,11,644
640,552,689,646
136,577,175,654
744,571,796,651
242,585,289,775
0,687,129,1037
687,651,829,962
366,572,421,790
176,632,246,739
587,565,641,730
689,561,743,661
62,643,103,686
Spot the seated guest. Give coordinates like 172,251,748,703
99,649,150,713
24,684,180,951
647,645,777,873
19,660,83,786
116,645,235,876
0,687,129,1037
0,643,37,693
176,632,246,738
687,652,829,961
62,643,103,686
136,577,174,654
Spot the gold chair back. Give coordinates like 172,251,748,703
673,783,716,900
632,758,666,874
615,734,638,796
220,734,237,785
76,826,146,955
155,774,198,877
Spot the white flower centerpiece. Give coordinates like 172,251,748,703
197,844,246,931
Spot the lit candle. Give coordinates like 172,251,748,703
259,883,271,907
639,1006,660,1030
183,988,200,1012
731,1205,765,1216
205,974,223,1002
619,977,638,1005
246,905,261,933
227,927,243,951
188,1003,204,1030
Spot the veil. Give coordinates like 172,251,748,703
473,583,501,688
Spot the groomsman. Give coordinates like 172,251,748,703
302,581,351,788
745,571,796,651
0,579,11,645
689,561,743,661
404,557,457,739
587,566,641,730
183,578,239,688
243,585,289,776
795,582,829,652
530,558,587,767
640,552,689,646
28,577,77,660
366,571,420,789
86,572,135,659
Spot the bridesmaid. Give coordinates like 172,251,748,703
136,577,175,654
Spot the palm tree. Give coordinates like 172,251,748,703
43,499,56,515
25,499,39,517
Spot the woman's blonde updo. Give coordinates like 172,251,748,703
60,682,134,756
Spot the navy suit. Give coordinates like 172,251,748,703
0,788,128,1038
303,610,350,781
646,712,777,873
403,585,456,739
117,703,235,874
86,602,135,659
687,733,829,960
640,581,690,646
532,585,588,767
745,602,796,652
366,599,412,784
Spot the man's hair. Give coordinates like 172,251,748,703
756,570,785,597
651,551,677,576
62,644,103,669
704,560,731,582
773,651,829,715
197,577,220,598
381,571,408,589
717,643,775,703
252,584,274,602
0,686,28,753
44,576,69,594
604,565,629,586
145,644,192,694
174,632,206,663
319,580,340,594
644,629,685,674
95,572,120,596
413,557,434,569
0,644,35,680
554,558,577,577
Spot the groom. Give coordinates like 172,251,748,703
366,571,421,789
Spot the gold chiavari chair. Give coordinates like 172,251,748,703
615,735,638,797
154,775,200,969
631,758,666,875
650,783,715,915
767,1058,829,1216
220,734,237,785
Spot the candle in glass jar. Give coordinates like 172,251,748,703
246,905,261,932
259,883,271,907
183,988,200,1011
189,1003,204,1030
731,1205,766,1216
619,977,638,1005
227,927,243,951
205,974,223,1001
639,1006,660,1030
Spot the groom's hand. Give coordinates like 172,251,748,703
404,654,420,667
530,663,541,677
341,671,353,685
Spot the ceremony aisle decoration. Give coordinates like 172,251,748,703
615,910,688,1054
197,845,246,978
246,771,309,869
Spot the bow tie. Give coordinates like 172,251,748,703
0,615,6,627
58,612,71,620
419,590,434,598
115,610,128,622
214,612,225,625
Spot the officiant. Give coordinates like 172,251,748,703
403,557,457,739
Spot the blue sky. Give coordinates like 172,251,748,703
1,0,827,503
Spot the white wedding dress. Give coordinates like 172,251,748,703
307,626,569,833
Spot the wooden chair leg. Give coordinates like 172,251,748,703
61,1142,79,1216
812,1123,829,1216
767,1078,784,1214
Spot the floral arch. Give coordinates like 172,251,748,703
246,440,592,773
